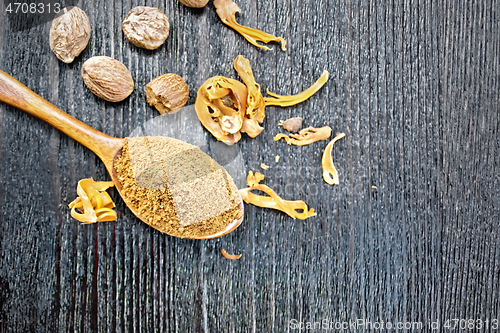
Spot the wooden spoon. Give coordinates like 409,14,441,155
0,70,243,239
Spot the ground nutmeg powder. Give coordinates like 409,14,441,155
113,136,242,238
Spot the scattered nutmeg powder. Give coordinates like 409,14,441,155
113,137,242,238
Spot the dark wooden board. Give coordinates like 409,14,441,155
0,0,499,332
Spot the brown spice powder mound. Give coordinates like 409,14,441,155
113,137,242,238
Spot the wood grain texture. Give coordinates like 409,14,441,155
0,0,499,332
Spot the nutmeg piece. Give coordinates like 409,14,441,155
178,0,210,8
283,117,303,133
49,6,91,63
220,114,243,134
145,73,189,114
81,56,134,102
122,6,170,50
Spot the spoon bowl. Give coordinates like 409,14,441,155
0,70,243,239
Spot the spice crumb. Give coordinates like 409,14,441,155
221,249,242,260
372,185,377,189
282,117,303,133
261,163,269,170
275,155,280,163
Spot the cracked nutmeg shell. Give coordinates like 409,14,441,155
49,6,91,63
145,73,189,114
122,6,170,50
178,0,210,8
81,56,134,102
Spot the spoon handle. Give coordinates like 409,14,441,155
0,70,123,163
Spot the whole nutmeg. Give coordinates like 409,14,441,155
122,6,170,50
145,73,189,114
178,0,210,8
82,56,134,102
49,6,91,63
